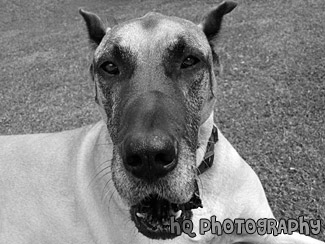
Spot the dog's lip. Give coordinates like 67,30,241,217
130,192,202,240
131,204,191,240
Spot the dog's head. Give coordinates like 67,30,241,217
80,1,236,239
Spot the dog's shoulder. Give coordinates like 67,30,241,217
0,120,109,170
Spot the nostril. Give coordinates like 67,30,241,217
126,154,143,167
155,152,175,166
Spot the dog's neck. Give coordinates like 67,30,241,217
196,112,215,167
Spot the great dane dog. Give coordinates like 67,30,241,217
0,1,323,244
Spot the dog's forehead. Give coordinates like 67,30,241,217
97,12,210,59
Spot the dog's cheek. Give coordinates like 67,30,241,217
111,146,136,205
189,70,211,112
97,79,123,144
163,141,197,202
94,83,109,122
107,93,122,144
183,71,209,150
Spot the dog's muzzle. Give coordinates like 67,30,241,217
121,130,203,239
118,91,185,182
126,125,218,239
116,91,206,239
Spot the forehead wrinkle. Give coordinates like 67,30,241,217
166,35,203,54
97,15,211,64
113,19,188,57
94,31,122,62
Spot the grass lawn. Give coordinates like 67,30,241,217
1,0,324,240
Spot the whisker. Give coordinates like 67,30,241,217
95,158,113,170
89,171,111,189
107,189,116,206
88,164,112,187
96,164,111,177
103,178,112,195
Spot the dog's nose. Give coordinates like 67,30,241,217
123,131,177,181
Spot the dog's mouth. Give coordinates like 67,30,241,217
130,190,202,240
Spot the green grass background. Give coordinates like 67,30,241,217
1,0,324,240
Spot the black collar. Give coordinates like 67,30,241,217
197,125,218,175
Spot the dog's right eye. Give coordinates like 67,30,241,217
101,61,120,75
181,56,200,69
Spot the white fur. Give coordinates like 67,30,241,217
0,120,323,243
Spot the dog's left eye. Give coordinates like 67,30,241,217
181,56,200,69
101,61,120,75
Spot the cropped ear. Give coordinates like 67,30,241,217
199,1,237,41
79,9,106,48
199,2,236,99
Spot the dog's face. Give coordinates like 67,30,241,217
80,2,236,240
